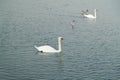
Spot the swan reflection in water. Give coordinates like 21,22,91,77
35,51,62,64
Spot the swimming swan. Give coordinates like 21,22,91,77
70,20,75,28
83,9,96,19
34,37,63,53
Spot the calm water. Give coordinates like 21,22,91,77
0,0,120,80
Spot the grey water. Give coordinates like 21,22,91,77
0,0,120,80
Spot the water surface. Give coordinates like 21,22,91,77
0,0,120,80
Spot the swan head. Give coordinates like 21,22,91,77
94,9,97,12
58,37,64,41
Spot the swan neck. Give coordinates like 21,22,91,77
94,9,96,18
58,38,62,52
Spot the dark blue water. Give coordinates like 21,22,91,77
0,0,120,80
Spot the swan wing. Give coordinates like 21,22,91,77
84,14,95,18
35,45,57,53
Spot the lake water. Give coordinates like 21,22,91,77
0,0,120,80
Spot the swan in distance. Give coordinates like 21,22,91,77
83,9,97,19
34,37,63,53
70,20,75,28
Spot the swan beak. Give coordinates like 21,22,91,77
61,38,64,41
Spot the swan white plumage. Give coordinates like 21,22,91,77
70,20,75,28
34,37,63,53
83,9,97,19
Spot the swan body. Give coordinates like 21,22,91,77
34,45,59,53
70,20,75,28
34,37,63,53
83,9,96,19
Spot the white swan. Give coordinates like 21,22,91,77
70,20,75,28
83,9,96,19
34,37,63,53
